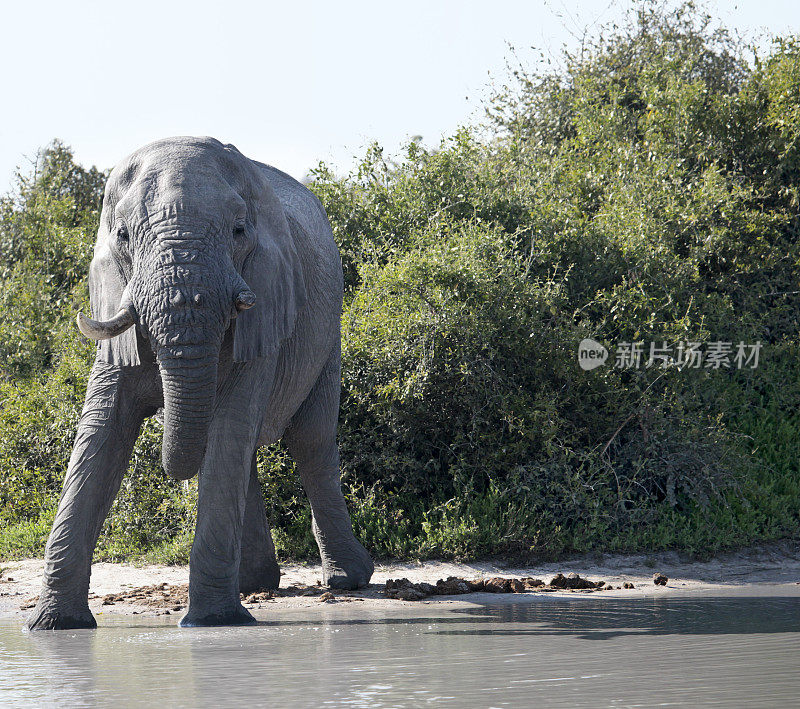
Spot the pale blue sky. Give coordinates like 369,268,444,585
0,1,798,191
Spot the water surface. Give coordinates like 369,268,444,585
2,591,799,707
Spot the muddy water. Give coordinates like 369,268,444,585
1,590,799,707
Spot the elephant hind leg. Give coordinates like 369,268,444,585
283,345,373,590
239,452,281,593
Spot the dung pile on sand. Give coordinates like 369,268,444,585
19,582,337,613
96,582,338,607
96,583,188,610
18,572,647,611
384,573,616,600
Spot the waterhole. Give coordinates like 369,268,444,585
2,592,798,707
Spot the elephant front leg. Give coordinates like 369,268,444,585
180,362,271,627
26,364,145,630
181,451,255,627
239,453,280,594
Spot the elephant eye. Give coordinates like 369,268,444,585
116,223,129,242
233,219,246,235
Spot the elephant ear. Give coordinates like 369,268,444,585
233,177,307,362
88,234,140,367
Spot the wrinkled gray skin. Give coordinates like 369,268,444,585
25,137,373,630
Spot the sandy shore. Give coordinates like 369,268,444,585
2,541,799,620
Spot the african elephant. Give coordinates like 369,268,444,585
25,136,373,630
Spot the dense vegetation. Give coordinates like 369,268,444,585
0,2,798,563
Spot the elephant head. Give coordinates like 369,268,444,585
78,137,306,480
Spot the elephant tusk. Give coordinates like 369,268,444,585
235,289,256,311
77,307,136,340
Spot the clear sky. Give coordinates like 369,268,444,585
0,1,798,192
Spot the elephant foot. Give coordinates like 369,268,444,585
239,558,281,595
179,602,256,628
322,539,374,590
25,602,96,631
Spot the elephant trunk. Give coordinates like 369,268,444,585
158,346,219,481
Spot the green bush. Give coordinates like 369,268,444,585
0,2,798,562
